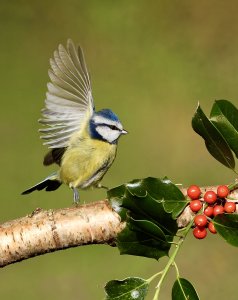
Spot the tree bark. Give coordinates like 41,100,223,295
0,201,125,268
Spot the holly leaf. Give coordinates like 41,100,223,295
117,225,171,260
214,213,238,246
126,177,187,219
210,100,238,158
107,184,127,220
172,277,199,300
105,277,149,300
192,104,235,170
109,177,183,259
126,177,185,201
122,191,178,236
162,199,189,219
128,216,167,242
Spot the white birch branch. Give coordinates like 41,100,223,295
0,200,125,268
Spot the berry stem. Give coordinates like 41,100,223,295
152,218,194,300
173,261,180,277
228,180,238,191
147,271,163,284
173,262,189,299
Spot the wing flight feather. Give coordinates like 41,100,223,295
39,39,94,148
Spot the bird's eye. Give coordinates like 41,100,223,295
108,125,118,130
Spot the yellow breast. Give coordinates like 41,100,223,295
59,127,117,189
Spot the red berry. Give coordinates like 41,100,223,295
208,222,217,234
213,205,224,216
204,206,214,217
193,226,207,239
189,200,202,212
224,202,236,213
204,191,217,204
187,185,201,200
194,214,207,227
217,185,229,198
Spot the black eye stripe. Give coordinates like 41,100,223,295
108,124,118,130
97,123,119,131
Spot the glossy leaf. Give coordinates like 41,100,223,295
214,213,238,246
107,184,127,220
105,277,149,300
172,278,199,300
117,225,171,260
210,100,238,158
108,177,183,259
162,199,189,219
126,177,187,219
122,191,178,236
192,104,235,169
126,177,185,201
129,217,167,242
108,177,187,220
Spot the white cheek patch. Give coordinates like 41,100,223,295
96,126,121,143
93,115,123,131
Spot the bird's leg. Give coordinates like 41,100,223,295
72,187,80,204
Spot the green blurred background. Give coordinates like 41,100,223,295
1,1,238,299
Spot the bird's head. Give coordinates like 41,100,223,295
89,109,127,144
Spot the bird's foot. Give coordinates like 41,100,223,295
97,183,109,190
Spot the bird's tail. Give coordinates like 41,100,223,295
21,172,62,195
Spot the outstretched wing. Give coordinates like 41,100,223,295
39,39,95,149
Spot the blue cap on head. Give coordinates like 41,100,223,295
89,108,125,143
94,109,120,122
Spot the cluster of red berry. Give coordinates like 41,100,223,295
187,185,236,239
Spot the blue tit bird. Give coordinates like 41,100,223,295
22,39,127,202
